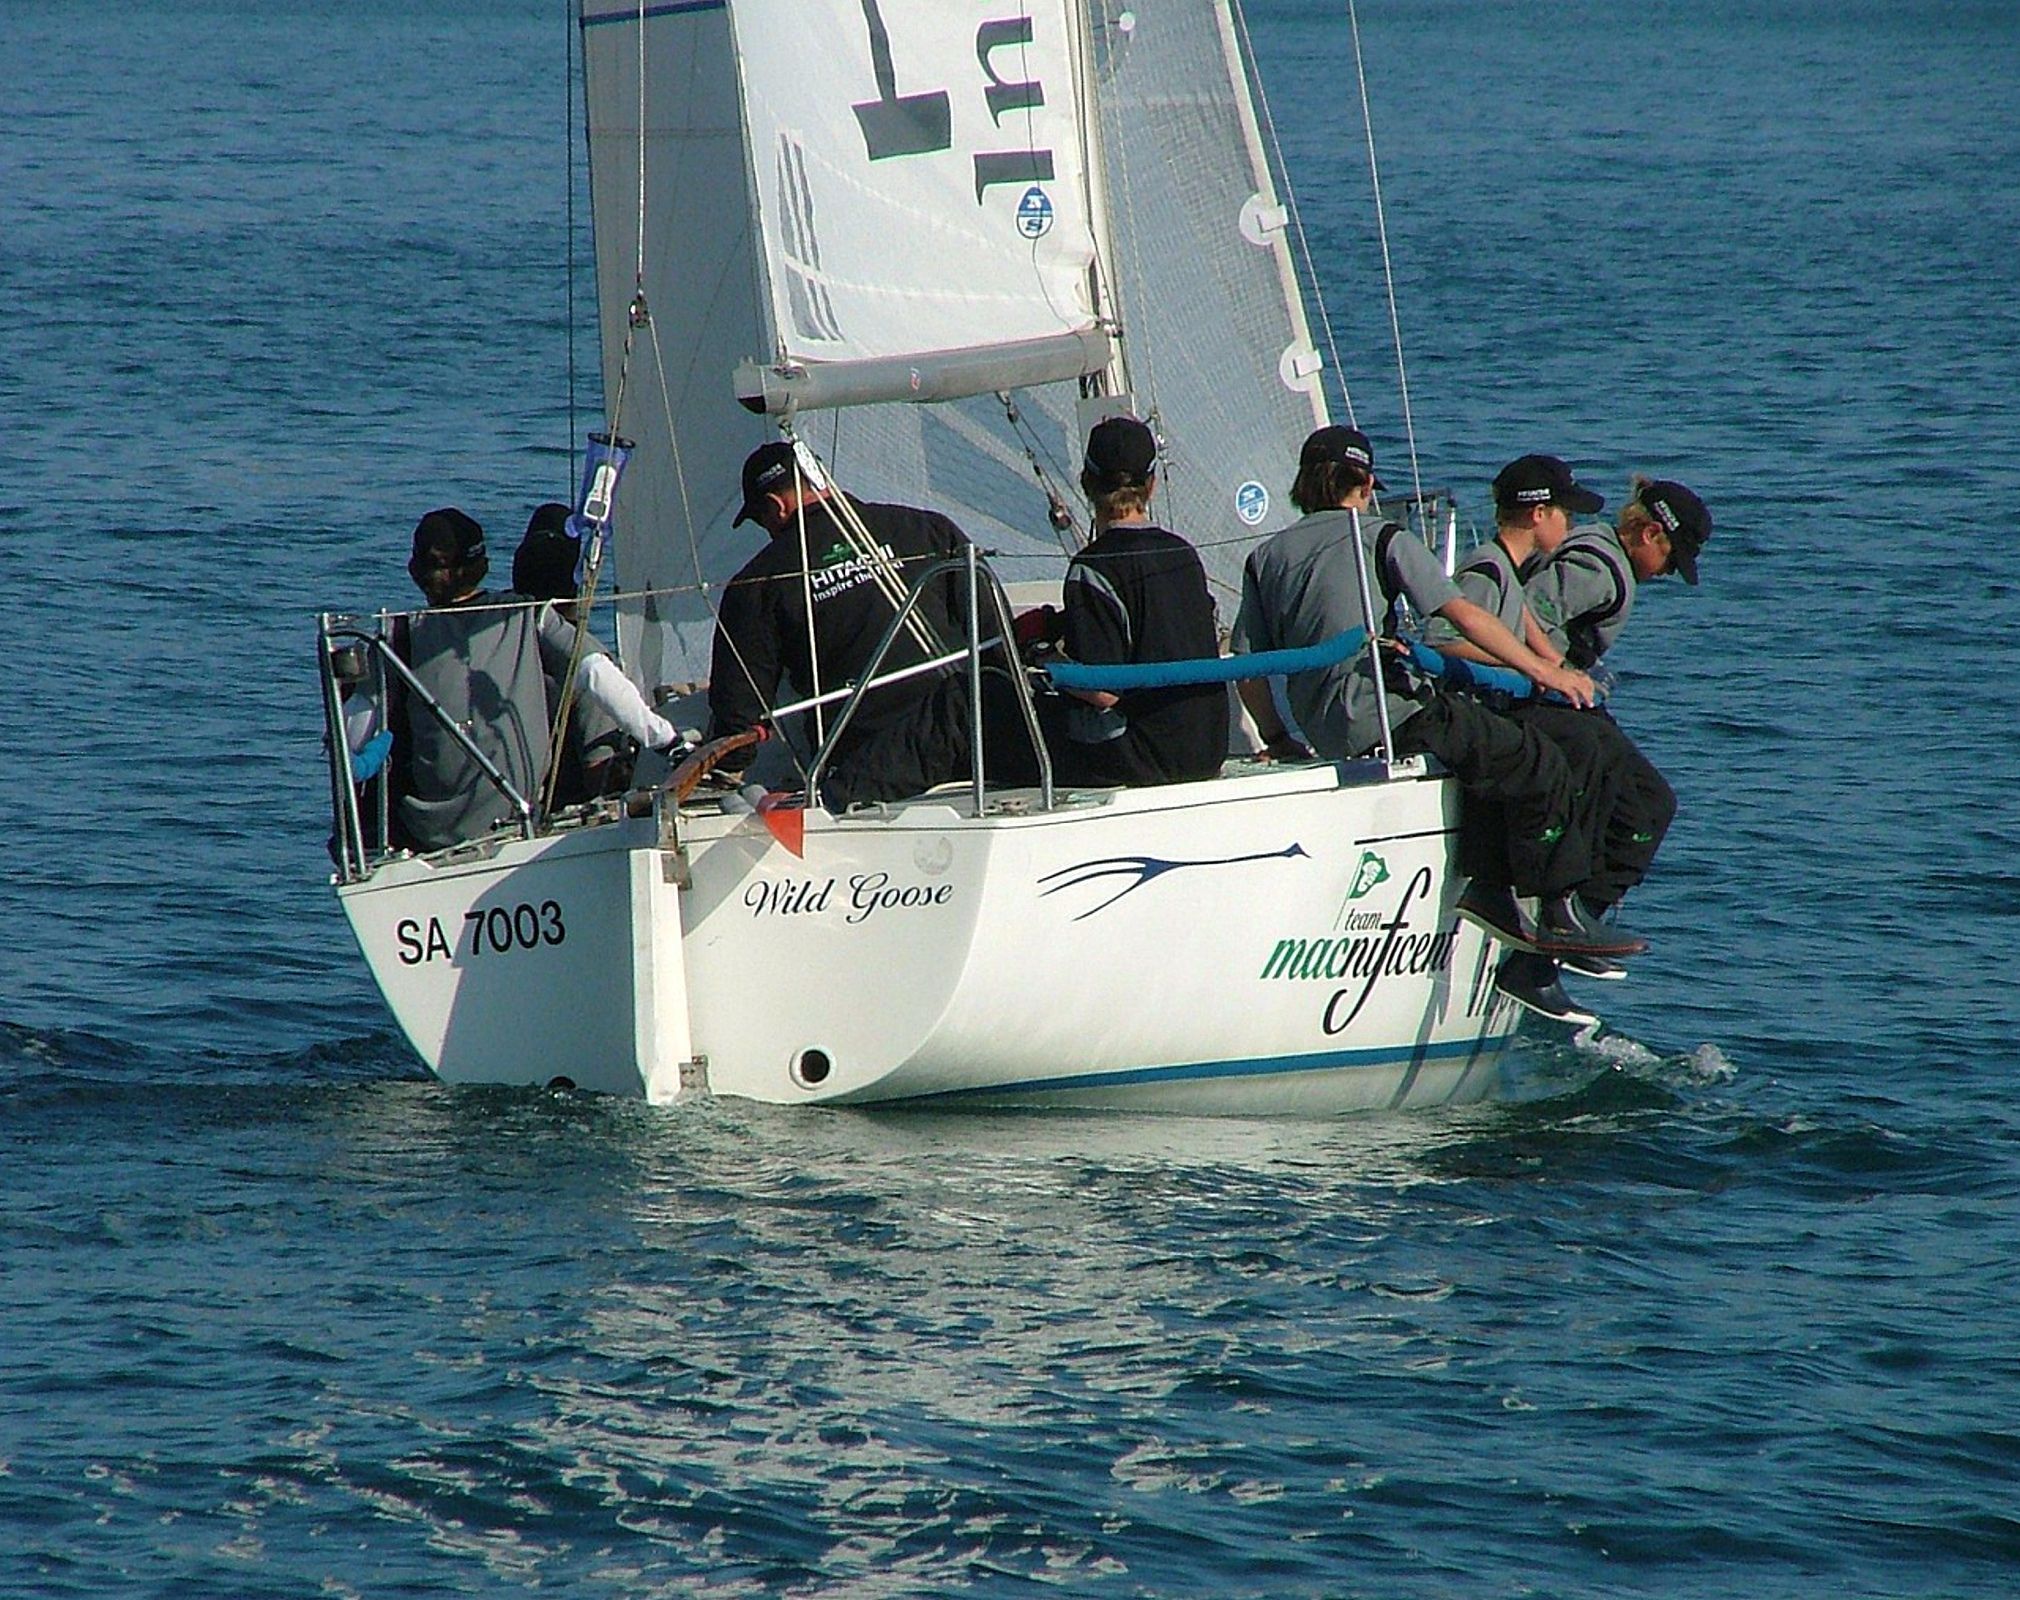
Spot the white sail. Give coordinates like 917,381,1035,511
579,0,1327,691
729,0,1111,411
581,1,774,696
1080,0,1328,603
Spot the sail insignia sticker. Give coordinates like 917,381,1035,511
1016,186,1054,239
1236,480,1269,525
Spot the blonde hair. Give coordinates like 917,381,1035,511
1616,474,1658,535
1083,473,1154,522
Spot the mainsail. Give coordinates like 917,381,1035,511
728,0,1110,412
580,0,1325,694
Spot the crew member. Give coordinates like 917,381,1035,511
1230,428,1642,975
1523,475,1710,911
388,507,681,851
1423,456,1670,1020
1049,415,1228,787
512,503,633,804
1526,476,1711,667
706,441,1034,808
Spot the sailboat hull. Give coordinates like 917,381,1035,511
337,764,1522,1112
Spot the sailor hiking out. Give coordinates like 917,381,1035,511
1230,429,1646,1016
1520,471,1713,944
1421,457,1668,1021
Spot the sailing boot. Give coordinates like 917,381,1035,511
1533,893,1648,959
1559,895,1633,977
1557,949,1628,980
1454,880,1539,951
1494,952,1599,1027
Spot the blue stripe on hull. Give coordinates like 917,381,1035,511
902,1027,1516,1104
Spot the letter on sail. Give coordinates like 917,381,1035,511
728,0,1111,413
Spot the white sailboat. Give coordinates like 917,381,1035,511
319,0,1524,1110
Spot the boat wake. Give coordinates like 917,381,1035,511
1574,1027,1737,1089
1499,1020,1736,1110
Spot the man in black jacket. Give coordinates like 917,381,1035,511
707,441,1028,807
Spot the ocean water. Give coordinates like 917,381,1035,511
4,1,2019,1595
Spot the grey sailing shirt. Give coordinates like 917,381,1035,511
1231,509,1460,758
392,593,674,851
1524,523,1638,667
1423,535,1527,645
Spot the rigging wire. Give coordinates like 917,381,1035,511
792,458,826,748
538,0,652,817
640,302,703,611
997,391,1084,551
633,0,646,288
576,2,815,787
564,0,578,488
553,1,1359,799
784,433,944,660
1342,0,1428,520
573,511,1290,610
543,0,586,815
1231,0,1428,522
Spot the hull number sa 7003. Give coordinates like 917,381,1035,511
395,901,566,966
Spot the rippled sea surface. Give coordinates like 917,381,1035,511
5,1,2019,1594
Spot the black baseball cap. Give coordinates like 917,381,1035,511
512,503,579,600
1492,455,1605,516
1299,425,1387,490
1638,479,1711,586
731,441,802,527
1083,415,1159,491
410,506,486,567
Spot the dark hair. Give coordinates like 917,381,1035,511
1290,459,1372,515
1494,497,1549,530
513,508,579,601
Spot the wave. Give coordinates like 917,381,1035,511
0,1018,423,1102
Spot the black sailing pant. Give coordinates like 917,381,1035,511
1514,702,1676,909
823,668,1042,809
1392,691,1591,900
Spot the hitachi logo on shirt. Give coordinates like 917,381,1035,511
808,539,901,598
